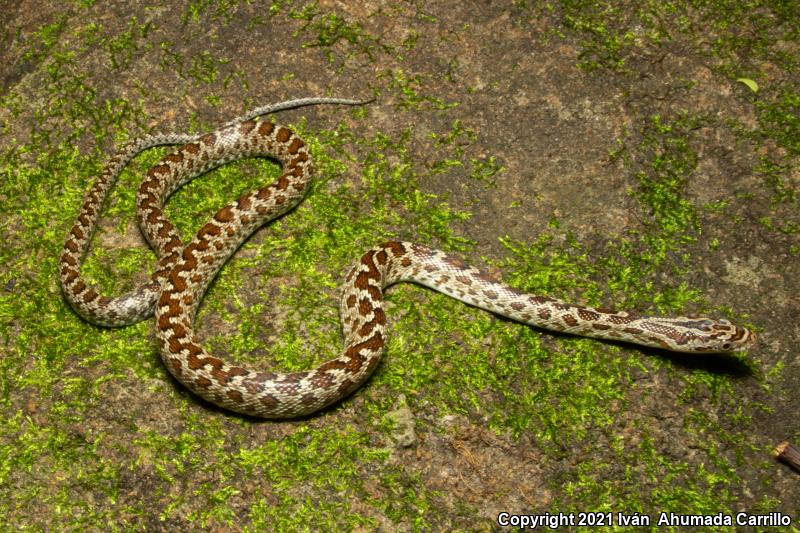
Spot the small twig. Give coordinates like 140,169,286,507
774,441,800,472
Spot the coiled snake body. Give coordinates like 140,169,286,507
60,98,756,418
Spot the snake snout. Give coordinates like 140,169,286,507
733,326,757,351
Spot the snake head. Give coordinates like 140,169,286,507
688,319,756,353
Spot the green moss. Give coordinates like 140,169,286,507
184,0,244,26
287,1,390,63
1,92,764,524
106,17,151,70
540,0,799,254
0,72,469,525
1,0,795,528
238,426,398,530
539,0,799,76
21,18,69,62
382,68,459,110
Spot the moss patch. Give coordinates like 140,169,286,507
1,0,797,529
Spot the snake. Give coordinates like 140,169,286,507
60,98,756,418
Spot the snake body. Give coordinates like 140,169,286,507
60,99,756,418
